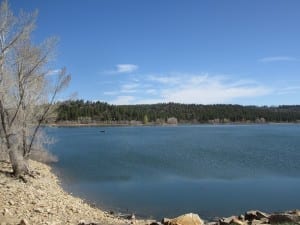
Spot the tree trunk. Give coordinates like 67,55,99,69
9,149,29,177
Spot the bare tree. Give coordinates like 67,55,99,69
0,0,70,177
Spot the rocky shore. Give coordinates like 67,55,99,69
1,160,299,225
0,160,151,225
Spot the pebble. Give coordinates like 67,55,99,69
19,218,30,225
8,200,14,206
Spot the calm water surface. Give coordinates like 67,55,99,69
47,125,300,220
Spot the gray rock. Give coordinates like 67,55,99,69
219,216,236,225
250,219,265,225
150,222,163,225
238,215,245,221
205,222,218,225
230,218,245,225
162,218,171,224
127,213,136,220
269,213,300,224
161,218,171,225
245,210,269,221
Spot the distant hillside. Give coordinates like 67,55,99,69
55,100,300,124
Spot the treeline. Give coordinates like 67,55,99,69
55,100,300,124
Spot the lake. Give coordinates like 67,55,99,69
46,124,300,220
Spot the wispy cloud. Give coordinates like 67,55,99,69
259,56,297,63
111,95,135,105
148,75,180,84
277,86,300,95
106,73,272,105
120,83,139,93
145,89,157,95
158,74,271,104
46,69,61,76
106,64,139,74
103,91,118,95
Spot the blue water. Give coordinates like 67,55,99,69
47,125,300,220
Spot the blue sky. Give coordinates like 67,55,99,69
10,0,300,105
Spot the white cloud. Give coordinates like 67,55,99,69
259,56,297,63
120,83,139,93
277,86,300,95
148,75,180,84
159,74,271,104
111,95,135,105
105,64,139,74
121,83,139,90
145,89,157,95
107,73,272,105
46,69,61,76
103,91,118,95
115,64,138,73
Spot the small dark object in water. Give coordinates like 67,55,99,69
99,130,105,133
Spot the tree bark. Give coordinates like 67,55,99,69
9,148,29,177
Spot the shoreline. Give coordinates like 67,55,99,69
0,160,152,225
1,160,300,225
47,121,300,128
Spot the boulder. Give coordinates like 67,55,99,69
150,222,163,225
245,210,269,221
269,213,300,224
219,216,245,225
205,222,218,225
219,216,236,225
230,217,245,225
127,213,136,220
165,213,204,225
238,215,245,221
250,219,269,225
162,218,171,224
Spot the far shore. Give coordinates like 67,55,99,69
46,121,300,128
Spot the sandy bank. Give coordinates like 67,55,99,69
0,160,151,225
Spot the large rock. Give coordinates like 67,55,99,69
245,210,269,221
250,218,269,225
164,213,204,225
219,216,236,225
269,213,300,224
219,216,245,225
230,217,245,225
162,218,171,224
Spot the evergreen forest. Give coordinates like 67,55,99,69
55,100,300,124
